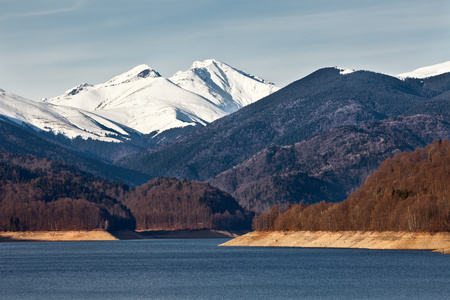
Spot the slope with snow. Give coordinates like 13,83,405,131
0,89,133,142
170,59,280,113
44,60,279,138
397,61,450,79
45,64,227,135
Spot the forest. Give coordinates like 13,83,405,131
253,139,450,233
0,153,135,231
0,153,250,231
2,139,448,233
122,177,251,230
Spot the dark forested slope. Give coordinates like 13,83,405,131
209,115,450,212
0,118,151,186
253,139,450,232
0,153,135,231
0,154,250,231
121,177,251,230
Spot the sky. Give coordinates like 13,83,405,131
1,0,449,100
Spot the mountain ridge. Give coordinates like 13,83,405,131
41,59,279,138
116,66,450,181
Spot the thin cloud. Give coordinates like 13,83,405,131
0,1,86,20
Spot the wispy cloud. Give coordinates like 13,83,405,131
0,0,86,20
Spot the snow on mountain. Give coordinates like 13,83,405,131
397,61,450,79
0,89,132,142
45,65,161,111
85,76,227,135
335,67,355,75
43,60,279,138
44,66,227,136
170,59,279,113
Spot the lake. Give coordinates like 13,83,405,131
1,239,449,299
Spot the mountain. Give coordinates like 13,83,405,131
397,61,450,79
116,67,450,181
208,115,450,212
43,59,279,138
44,65,227,136
0,60,278,163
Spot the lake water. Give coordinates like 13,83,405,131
0,239,449,299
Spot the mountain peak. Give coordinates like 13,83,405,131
170,59,279,112
63,83,93,97
107,64,161,85
190,59,224,69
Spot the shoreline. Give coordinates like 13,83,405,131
219,231,450,254
0,229,245,242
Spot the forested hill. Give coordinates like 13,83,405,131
121,177,251,230
253,139,450,232
0,153,134,231
116,68,450,181
0,153,250,231
209,115,450,212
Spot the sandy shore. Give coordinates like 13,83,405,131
0,229,245,242
220,231,450,254
0,230,119,242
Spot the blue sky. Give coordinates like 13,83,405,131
1,0,449,100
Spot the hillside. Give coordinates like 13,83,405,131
121,177,251,230
116,68,450,181
0,118,151,186
0,88,137,143
0,153,135,231
0,153,250,232
252,139,450,233
209,115,450,212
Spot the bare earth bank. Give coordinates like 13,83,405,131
0,229,246,242
0,230,118,242
220,231,450,254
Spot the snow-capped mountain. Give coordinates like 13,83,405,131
45,64,227,135
0,89,134,142
397,61,450,79
170,59,279,113
43,59,279,138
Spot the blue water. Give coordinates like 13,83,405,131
0,239,449,299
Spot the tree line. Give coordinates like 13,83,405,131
253,139,450,233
